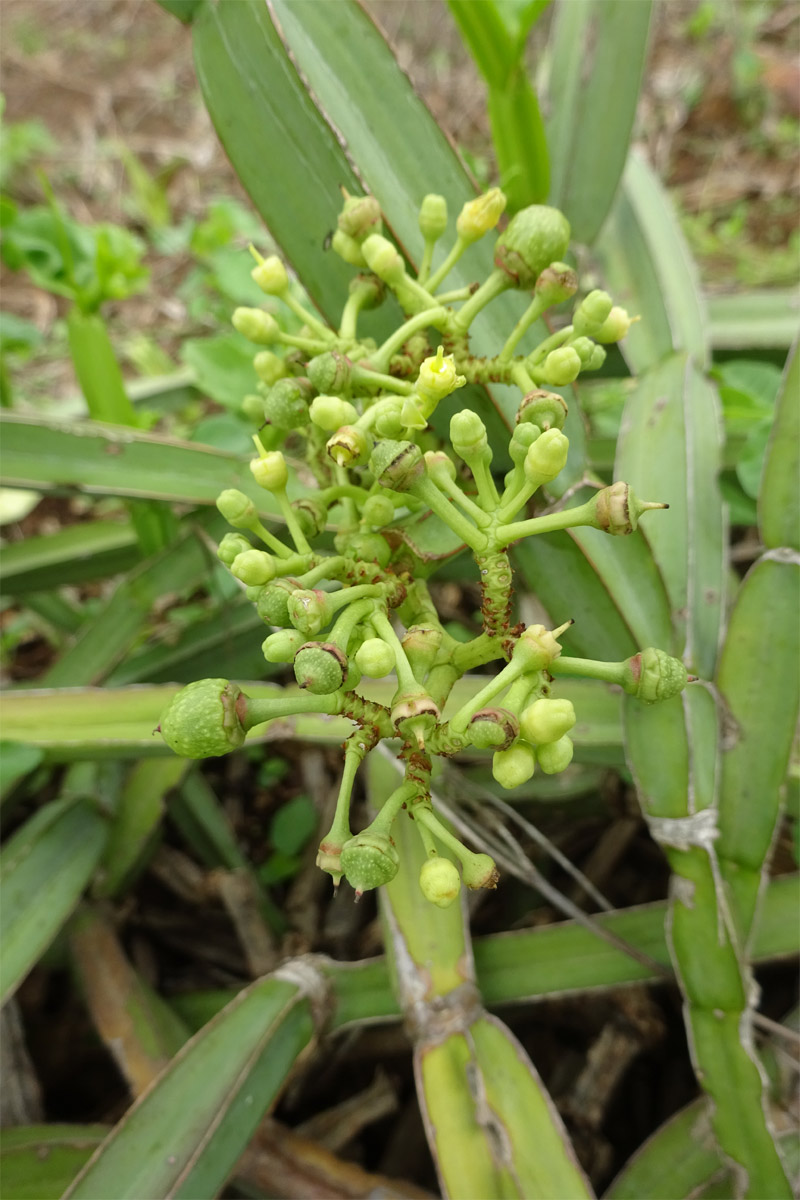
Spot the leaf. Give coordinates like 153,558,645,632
0,1125,108,1200
606,1099,724,1200
546,1,653,245
181,334,258,409
0,741,43,802
0,519,140,595
95,758,189,899
270,794,317,857
760,340,799,551
707,288,800,351
0,798,108,1003
616,353,725,679
63,975,316,1200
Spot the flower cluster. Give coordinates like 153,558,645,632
160,188,690,907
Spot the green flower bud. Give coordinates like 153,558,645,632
469,707,519,751
492,742,536,789
535,262,578,305
461,851,499,890
401,624,443,677
338,193,382,241
542,346,581,387
349,272,385,308
516,389,568,431
523,427,569,485
595,305,633,344
362,493,395,528
308,351,352,395
519,697,576,745
293,641,348,694
216,489,257,529
230,549,277,586
419,857,461,908
370,439,425,492
355,637,396,678
256,577,302,627
346,531,391,567
494,205,571,290
512,622,566,671
160,679,246,759
344,662,362,690
424,450,457,485
457,188,507,243
251,254,289,296
263,377,313,429
415,347,466,416
262,628,305,663
570,337,597,366
250,451,289,492
310,394,359,432
450,410,488,457
587,344,607,371
326,425,370,467
292,497,329,538
374,403,405,439
361,234,406,285
341,831,400,894
572,290,613,337
253,350,286,385
331,229,367,267
419,193,448,241
536,734,574,774
245,585,266,603
621,647,688,704
509,423,541,465
592,481,668,536
217,532,252,565
241,393,266,423
232,308,280,345
288,588,334,637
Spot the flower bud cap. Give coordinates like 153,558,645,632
355,637,396,678
469,707,520,751
331,229,367,267
337,193,382,240
216,489,256,528
516,389,568,431
250,252,289,296
217,532,252,565
450,409,488,456
288,588,334,637
594,305,633,344
523,427,569,484
573,290,613,336
370,439,425,492
535,262,578,305
262,628,305,664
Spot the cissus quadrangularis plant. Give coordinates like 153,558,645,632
159,187,692,905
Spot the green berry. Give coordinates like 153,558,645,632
160,679,246,759
331,229,367,267
361,234,405,285
494,205,571,289
355,637,396,678
492,743,536,789
217,489,257,529
622,647,688,704
250,351,286,387
536,735,574,774
419,857,461,908
519,698,576,745
263,378,312,429
292,497,329,538
241,393,266,423
337,193,382,241
535,262,578,305
573,290,613,337
308,351,352,395
346,531,391,567
293,642,348,694
450,410,488,457
460,851,499,890
362,493,395,528
469,707,519,751
370,439,424,492
287,588,334,636
256,577,302,627
341,831,400,894
509,423,541,465
230,549,277,586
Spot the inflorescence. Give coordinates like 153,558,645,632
159,187,692,907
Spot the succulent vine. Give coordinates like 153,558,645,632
159,187,692,905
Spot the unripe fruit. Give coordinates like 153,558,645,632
287,588,334,637
346,531,391,567
536,735,574,774
217,532,252,565
361,234,405,285
419,193,448,241
293,642,348,694
542,346,581,387
256,577,302,627
341,831,400,893
592,481,667,536
492,742,536,789
457,188,507,243
250,451,289,492
326,425,370,467
535,262,578,305
251,255,289,296
263,377,312,429
523,427,569,484
262,628,305,664
469,707,519,751
160,679,246,759
249,351,286,387
370,439,425,492
310,394,359,432
337,193,382,241
241,393,266,423
494,205,571,289
461,852,500,890
519,698,576,745
292,498,328,538
355,637,396,678
517,389,568,431
419,857,461,907
621,647,688,704
362,493,395,528
424,450,457,485
232,308,280,345
230,549,277,586
571,337,597,366
307,351,352,395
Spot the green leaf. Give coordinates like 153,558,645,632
270,794,317,857
0,519,140,595
181,334,258,410
0,1125,108,1200
0,741,44,802
606,1100,724,1200
760,340,799,551
616,353,725,678
0,797,108,1003
707,289,800,351
64,977,315,1200
547,1,653,244
95,758,189,898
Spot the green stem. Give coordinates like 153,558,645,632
368,307,448,375
319,483,370,506
463,454,500,513
371,781,419,834
299,556,347,587
246,516,294,559
426,235,469,294
447,656,526,733
450,268,510,335
334,465,358,531
409,476,488,552
369,610,418,692
509,361,536,394
329,597,376,653
244,690,344,728
281,292,334,342
338,284,371,342
351,364,414,395
549,656,627,686
278,331,331,355
435,473,493,528
498,293,548,363
526,324,573,367
325,740,365,844
274,490,313,556
414,806,486,877
495,499,594,546
451,632,506,673
417,239,435,286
